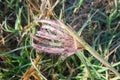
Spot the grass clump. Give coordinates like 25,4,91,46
0,0,120,80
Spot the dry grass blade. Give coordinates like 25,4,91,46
35,19,120,76
22,54,42,80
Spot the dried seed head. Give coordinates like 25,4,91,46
31,19,82,57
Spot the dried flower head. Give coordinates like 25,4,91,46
31,19,82,57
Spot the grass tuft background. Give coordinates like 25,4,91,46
0,0,120,80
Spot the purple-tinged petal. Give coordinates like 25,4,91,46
41,25,68,36
32,43,80,54
31,34,63,47
36,19,61,27
36,30,73,43
32,42,65,54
